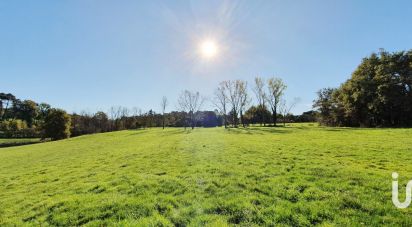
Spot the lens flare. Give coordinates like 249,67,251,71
199,40,218,58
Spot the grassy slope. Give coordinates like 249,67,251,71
0,125,412,226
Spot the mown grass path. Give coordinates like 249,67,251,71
1,125,412,226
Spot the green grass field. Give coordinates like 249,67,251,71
1,124,412,226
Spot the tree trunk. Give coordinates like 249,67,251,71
272,108,277,126
262,111,265,126
0,100,3,120
1,100,10,120
263,102,266,126
223,107,227,128
240,111,245,128
191,113,195,129
233,110,238,128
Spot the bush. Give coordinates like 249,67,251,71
43,108,71,140
0,119,35,138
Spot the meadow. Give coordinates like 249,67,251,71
0,124,412,226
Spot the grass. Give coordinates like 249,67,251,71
1,124,412,226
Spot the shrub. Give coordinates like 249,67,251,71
43,108,71,140
0,119,31,138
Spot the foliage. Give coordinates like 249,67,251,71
294,110,317,122
71,111,110,136
0,93,16,120
1,125,411,225
0,93,52,138
12,100,38,128
69,110,223,137
314,49,412,127
0,119,39,138
243,105,272,125
43,108,71,140
0,119,27,131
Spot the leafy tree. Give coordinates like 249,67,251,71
313,88,337,125
20,100,39,128
37,103,51,123
314,49,412,127
0,119,28,137
0,93,16,120
43,108,71,140
244,105,271,125
296,111,317,122
93,111,109,132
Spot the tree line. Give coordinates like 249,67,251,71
1,76,312,140
313,49,412,127
211,78,301,128
0,93,70,140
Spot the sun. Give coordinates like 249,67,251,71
199,40,218,59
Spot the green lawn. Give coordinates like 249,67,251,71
1,125,412,226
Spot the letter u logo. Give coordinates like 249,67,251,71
392,172,412,208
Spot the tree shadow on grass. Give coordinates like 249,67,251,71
226,127,292,135
321,127,364,132
159,128,192,136
128,128,194,137
0,141,42,148
126,129,148,136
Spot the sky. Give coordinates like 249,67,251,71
1,0,412,114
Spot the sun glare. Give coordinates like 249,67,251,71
199,40,218,59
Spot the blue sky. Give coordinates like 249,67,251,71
1,0,411,114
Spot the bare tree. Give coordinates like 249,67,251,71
212,82,229,128
160,96,168,129
130,107,140,129
109,106,122,130
239,81,250,127
131,106,139,118
253,77,267,126
279,97,301,127
109,106,120,120
121,107,129,118
267,77,287,126
224,80,243,127
177,90,204,129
